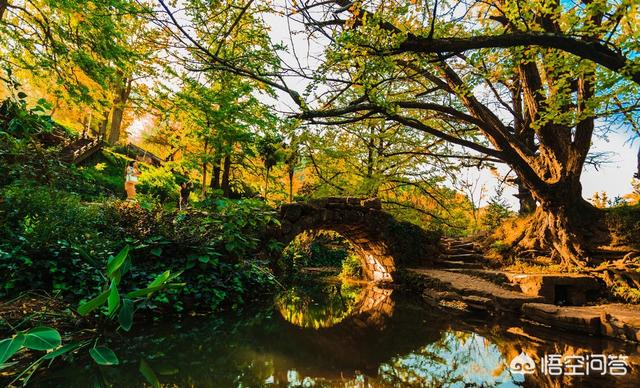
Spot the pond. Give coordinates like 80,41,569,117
30,277,640,387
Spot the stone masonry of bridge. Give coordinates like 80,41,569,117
274,197,441,282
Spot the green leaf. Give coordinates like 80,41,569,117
150,247,162,257
125,282,185,299
126,285,163,299
0,361,19,371
24,327,61,351
17,91,27,99
89,346,119,366
148,270,171,288
0,334,25,364
167,271,183,282
42,342,82,360
139,359,160,388
107,246,130,278
118,299,134,332
197,255,210,263
107,280,120,316
120,257,132,277
78,290,109,316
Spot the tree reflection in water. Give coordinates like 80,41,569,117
276,281,362,329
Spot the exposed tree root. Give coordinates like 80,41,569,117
581,252,640,301
493,202,638,264
488,205,640,302
503,204,605,269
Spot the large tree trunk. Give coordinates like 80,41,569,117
202,140,208,195
517,203,602,268
221,155,231,197
108,107,125,145
434,54,605,268
210,157,221,191
98,110,110,138
513,172,609,268
107,78,132,145
510,77,537,215
0,0,9,21
288,169,294,203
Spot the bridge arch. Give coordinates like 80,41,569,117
274,197,441,282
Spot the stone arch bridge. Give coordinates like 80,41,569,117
273,197,440,282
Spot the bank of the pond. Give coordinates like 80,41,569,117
402,267,640,345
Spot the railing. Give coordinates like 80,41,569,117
71,139,97,157
66,135,104,162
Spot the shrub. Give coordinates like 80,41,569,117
103,199,163,241
0,181,279,311
0,184,113,298
1,183,104,248
180,198,280,259
137,166,179,203
605,204,640,249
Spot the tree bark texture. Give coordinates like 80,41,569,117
0,0,9,21
107,77,133,145
221,155,231,197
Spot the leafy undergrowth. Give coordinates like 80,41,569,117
604,204,640,250
277,231,365,282
0,186,280,313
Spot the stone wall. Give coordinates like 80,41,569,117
274,197,441,282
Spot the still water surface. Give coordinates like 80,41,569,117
34,278,639,387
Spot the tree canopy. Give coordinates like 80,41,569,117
1,0,639,266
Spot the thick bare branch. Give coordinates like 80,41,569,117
395,33,639,85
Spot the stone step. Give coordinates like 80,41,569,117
461,295,493,310
440,253,484,261
445,242,478,250
521,303,640,342
410,268,640,343
445,248,480,255
408,268,543,312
